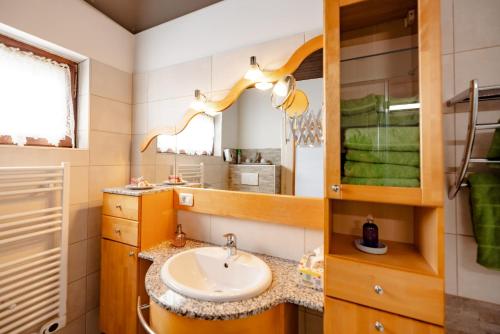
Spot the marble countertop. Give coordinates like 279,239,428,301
139,240,324,320
102,185,173,196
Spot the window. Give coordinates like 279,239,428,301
157,114,215,155
0,34,78,148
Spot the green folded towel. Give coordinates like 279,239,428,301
386,95,420,111
486,120,500,159
468,173,500,270
344,161,420,179
346,149,420,167
344,127,420,152
341,110,420,128
342,176,420,187
341,94,382,116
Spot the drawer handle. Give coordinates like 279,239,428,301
115,204,122,210
374,285,383,295
374,321,384,332
129,251,135,257
114,228,121,235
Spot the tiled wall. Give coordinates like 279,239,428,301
0,60,132,334
228,164,280,194
441,0,500,305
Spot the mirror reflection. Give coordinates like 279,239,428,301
155,50,324,198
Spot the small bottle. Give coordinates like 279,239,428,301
172,224,186,248
236,149,242,164
362,215,378,248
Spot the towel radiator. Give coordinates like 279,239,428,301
447,80,500,199
0,163,70,334
176,163,204,186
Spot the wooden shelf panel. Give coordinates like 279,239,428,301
336,184,422,206
329,233,436,276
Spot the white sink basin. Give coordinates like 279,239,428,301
160,247,272,302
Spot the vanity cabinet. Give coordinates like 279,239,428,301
100,191,175,334
323,0,445,332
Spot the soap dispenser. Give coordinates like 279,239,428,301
362,215,378,248
172,224,186,248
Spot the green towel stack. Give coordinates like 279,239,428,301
341,94,420,129
340,95,421,187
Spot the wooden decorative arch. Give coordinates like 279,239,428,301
140,34,323,152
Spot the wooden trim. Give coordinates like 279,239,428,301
0,33,78,148
419,0,444,206
140,35,323,152
324,0,342,199
173,187,324,230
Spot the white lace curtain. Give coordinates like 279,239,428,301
0,42,75,146
157,114,214,155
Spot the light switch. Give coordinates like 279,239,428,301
179,193,194,206
241,172,259,186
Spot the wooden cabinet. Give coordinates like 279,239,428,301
324,0,443,207
100,239,138,334
325,297,444,334
100,190,175,334
323,1,445,332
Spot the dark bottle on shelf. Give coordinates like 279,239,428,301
362,215,378,248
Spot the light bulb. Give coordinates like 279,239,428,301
244,56,263,82
273,81,289,97
255,82,273,90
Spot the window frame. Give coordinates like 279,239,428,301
0,33,78,148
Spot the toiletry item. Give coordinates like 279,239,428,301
237,149,242,164
298,245,324,291
362,215,378,247
172,224,186,248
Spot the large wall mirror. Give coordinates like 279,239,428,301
140,36,324,200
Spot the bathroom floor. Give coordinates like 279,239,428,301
446,295,500,334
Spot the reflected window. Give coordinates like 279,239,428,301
157,114,214,155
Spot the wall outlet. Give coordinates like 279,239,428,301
179,193,194,206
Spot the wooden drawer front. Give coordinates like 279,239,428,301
103,193,139,220
325,256,443,325
102,216,139,246
324,297,443,334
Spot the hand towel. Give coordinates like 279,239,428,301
344,161,420,179
346,149,420,167
344,127,420,152
342,176,420,187
341,109,420,128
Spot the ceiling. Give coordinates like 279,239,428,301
85,0,223,34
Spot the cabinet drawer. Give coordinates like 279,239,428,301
324,297,443,334
325,256,443,325
102,216,139,246
103,193,139,220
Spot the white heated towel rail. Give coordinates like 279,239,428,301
0,163,70,334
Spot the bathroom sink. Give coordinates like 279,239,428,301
160,247,272,302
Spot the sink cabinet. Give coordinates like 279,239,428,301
100,191,175,334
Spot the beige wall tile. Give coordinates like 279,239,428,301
0,146,89,168
132,103,149,135
177,211,211,241
70,166,89,205
87,200,102,238
457,236,500,304
67,278,87,322
68,240,87,282
89,131,131,166
131,164,156,181
212,33,304,91
69,203,89,244
454,0,500,52
59,315,85,334
86,236,101,274
440,0,454,54
86,308,100,334
148,57,211,101
445,234,458,295
88,165,130,201
131,134,156,165
133,72,149,104
90,95,132,134
86,271,100,311
456,187,473,236
90,60,132,104
147,97,192,131
305,228,323,253
454,46,500,93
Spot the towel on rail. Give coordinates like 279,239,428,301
341,177,420,187
486,120,500,160
344,127,420,152
468,173,500,270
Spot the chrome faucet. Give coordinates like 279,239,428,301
223,233,237,257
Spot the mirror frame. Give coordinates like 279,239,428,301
141,35,324,230
140,34,323,152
